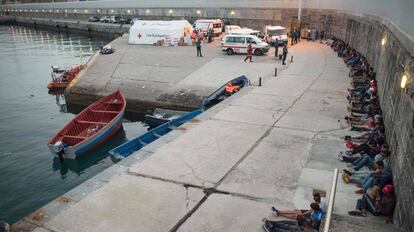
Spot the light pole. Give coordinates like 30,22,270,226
298,0,302,26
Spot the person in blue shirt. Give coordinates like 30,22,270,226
272,202,324,231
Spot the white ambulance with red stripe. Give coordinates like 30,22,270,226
264,25,288,46
221,34,270,56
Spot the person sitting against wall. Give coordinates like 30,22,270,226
348,184,396,223
342,160,384,185
345,144,390,172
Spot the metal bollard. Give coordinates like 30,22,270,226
259,77,262,86
274,68,277,76
290,56,293,63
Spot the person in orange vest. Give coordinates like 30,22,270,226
244,41,253,62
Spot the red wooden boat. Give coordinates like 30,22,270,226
48,90,126,159
47,65,84,90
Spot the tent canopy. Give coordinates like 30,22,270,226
129,20,193,45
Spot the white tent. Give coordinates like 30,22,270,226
129,20,193,45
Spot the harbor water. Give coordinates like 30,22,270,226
0,25,148,224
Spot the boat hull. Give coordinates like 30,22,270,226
48,90,126,159
48,112,124,159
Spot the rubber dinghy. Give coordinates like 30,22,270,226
48,90,126,159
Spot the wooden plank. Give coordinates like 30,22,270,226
91,109,119,114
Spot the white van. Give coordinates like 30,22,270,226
228,28,260,37
221,34,270,56
224,25,241,34
194,19,223,36
263,25,288,45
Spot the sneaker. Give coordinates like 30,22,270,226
348,210,364,216
271,206,279,216
355,189,365,194
337,153,344,161
263,219,274,232
342,173,350,184
343,169,353,176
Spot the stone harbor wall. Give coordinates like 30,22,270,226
325,12,414,232
2,2,414,230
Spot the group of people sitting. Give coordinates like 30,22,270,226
331,38,396,222
262,193,325,232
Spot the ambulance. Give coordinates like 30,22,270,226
221,34,270,56
193,19,223,36
263,25,288,46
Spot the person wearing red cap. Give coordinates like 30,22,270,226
349,184,396,221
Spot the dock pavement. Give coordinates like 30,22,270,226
13,41,401,232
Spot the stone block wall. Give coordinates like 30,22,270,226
325,12,414,232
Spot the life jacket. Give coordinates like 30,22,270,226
225,82,240,93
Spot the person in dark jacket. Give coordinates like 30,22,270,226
196,37,202,57
274,38,279,57
349,184,396,220
282,42,288,65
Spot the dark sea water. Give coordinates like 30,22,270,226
0,25,148,224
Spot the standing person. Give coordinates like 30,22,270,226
311,28,316,41
196,37,202,57
294,28,298,44
244,41,253,62
282,42,288,65
274,37,279,57
208,28,213,43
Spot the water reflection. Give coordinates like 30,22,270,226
52,129,127,178
7,25,105,58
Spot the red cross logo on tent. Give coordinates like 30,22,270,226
137,33,142,39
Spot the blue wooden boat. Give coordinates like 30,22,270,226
203,75,250,108
145,108,189,128
109,108,203,159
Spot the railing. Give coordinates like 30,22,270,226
323,168,339,232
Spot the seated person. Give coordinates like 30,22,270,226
337,140,378,163
342,160,384,184
355,166,392,194
349,184,396,222
347,145,389,171
271,203,323,231
262,218,316,232
312,193,326,214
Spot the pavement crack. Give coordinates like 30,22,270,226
178,156,206,187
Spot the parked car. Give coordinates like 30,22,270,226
100,16,111,23
109,16,121,24
221,34,270,56
118,17,132,24
88,16,100,22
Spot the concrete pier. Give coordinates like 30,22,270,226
66,34,282,113
13,41,401,232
